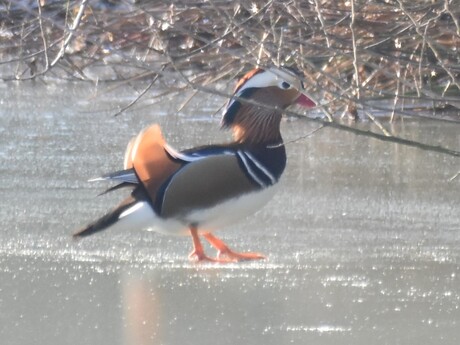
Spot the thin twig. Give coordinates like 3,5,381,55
444,0,460,36
448,171,460,182
267,125,325,148
397,0,460,90
49,0,89,68
113,66,166,117
36,0,49,73
168,78,460,157
350,0,361,100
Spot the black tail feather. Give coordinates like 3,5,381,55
73,196,136,238
97,182,136,196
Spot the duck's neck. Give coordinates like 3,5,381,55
231,106,283,146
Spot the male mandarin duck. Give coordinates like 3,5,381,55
73,67,315,262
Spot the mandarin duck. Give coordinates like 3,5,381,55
73,67,315,262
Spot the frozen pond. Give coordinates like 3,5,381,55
0,81,459,344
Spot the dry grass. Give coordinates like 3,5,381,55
0,0,459,122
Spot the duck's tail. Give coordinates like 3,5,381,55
73,196,136,238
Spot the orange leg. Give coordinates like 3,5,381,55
203,232,266,262
188,227,215,262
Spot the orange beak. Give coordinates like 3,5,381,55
296,93,316,108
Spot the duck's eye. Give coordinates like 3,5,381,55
280,81,291,89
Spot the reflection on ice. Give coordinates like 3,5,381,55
283,325,352,333
321,274,370,288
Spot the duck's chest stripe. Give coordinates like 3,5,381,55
237,150,277,187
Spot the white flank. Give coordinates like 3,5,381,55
110,186,278,237
117,201,186,235
184,185,278,233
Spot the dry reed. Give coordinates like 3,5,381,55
0,0,459,123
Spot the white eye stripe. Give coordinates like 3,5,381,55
270,68,306,91
238,68,302,93
238,71,279,90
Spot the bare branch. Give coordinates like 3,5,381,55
36,0,49,73
112,66,166,117
49,0,89,68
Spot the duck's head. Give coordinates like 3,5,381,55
222,67,315,145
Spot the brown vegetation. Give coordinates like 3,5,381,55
0,0,459,124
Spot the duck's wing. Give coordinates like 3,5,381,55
89,124,274,219
74,125,177,238
89,125,184,197
154,147,276,219
131,129,273,217
89,169,139,195
123,136,137,170
126,124,184,203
